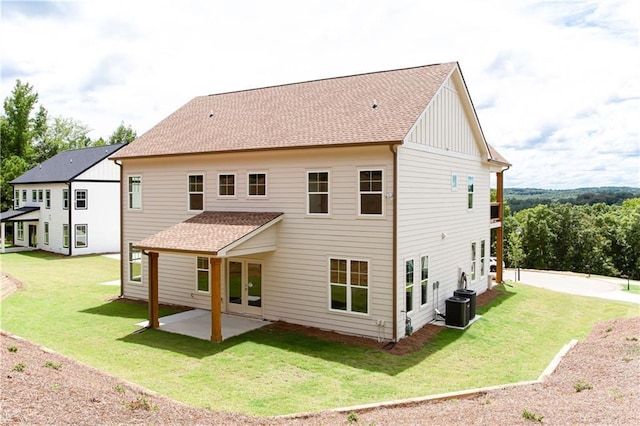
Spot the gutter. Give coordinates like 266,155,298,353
389,143,400,341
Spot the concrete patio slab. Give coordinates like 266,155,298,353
136,310,270,341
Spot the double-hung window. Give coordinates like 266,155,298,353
128,243,142,282
480,239,486,277
75,190,87,209
16,223,24,240
248,173,267,197
21,190,26,203
467,176,474,209
14,190,19,208
359,169,383,216
31,190,37,202
45,190,51,209
128,176,142,209
38,190,43,202
62,224,69,248
329,258,368,314
188,174,204,210
307,171,329,214
63,189,69,210
44,222,49,245
420,255,429,307
196,257,210,293
75,224,88,248
405,259,414,312
218,174,235,197
471,242,477,281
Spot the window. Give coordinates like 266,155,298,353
14,190,19,208
62,224,69,248
32,190,37,202
63,189,69,210
21,190,26,203
308,171,329,214
38,190,43,202
128,176,142,209
248,173,266,197
480,239,486,277
329,258,368,314
44,222,49,245
405,259,414,312
75,224,87,248
420,255,429,306
471,242,477,281
16,223,24,240
467,176,474,209
218,174,235,197
196,257,210,293
451,173,458,191
75,190,87,209
45,190,50,209
188,174,204,210
128,243,142,282
359,169,383,215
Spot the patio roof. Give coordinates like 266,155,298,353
134,211,283,257
0,206,40,223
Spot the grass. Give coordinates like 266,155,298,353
1,251,638,416
622,283,640,295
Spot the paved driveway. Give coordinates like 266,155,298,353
506,269,640,306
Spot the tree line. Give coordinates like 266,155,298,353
506,187,640,212
503,199,640,280
1,80,137,211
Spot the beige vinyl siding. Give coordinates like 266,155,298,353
121,145,395,339
396,143,491,336
406,72,484,158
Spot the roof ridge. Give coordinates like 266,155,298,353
202,62,458,98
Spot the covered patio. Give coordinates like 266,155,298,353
134,211,283,343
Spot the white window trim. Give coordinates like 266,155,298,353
306,170,330,216
14,190,19,209
62,224,69,248
75,189,88,210
16,222,24,241
451,172,458,191
75,224,88,248
405,257,415,313
217,173,237,198
196,256,210,294
187,173,205,211
328,256,370,316
471,241,477,282
45,190,51,209
420,254,429,308
44,222,49,245
357,168,385,218
31,190,37,202
128,242,142,283
21,190,27,203
247,171,268,198
38,189,43,202
62,189,69,210
480,239,486,278
467,175,474,210
128,175,142,210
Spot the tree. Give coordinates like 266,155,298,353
108,122,137,144
1,80,40,159
0,156,29,211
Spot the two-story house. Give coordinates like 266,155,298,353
111,62,510,342
1,144,126,255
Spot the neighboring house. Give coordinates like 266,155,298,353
0,144,126,255
111,62,510,343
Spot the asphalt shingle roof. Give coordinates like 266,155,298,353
134,211,283,255
11,144,127,184
112,63,460,159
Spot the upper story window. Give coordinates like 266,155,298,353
405,259,414,313
21,190,26,203
358,169,383,216
63,189,69,210
188,174,204,210
31,190,37,202
75,190,87,210
218,174,235,197
38,189,43,202
128,176,142,209
420,255,429,307
308,171,329,214
329,258,369,314
45,190,51,209
248,172,267,197
451,173,458,191
467,176,474,209
14,190,19,209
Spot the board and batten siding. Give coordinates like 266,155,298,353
121,145,396,340
69,181,120,254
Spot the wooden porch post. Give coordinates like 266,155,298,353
210,257,222,342
496,171,505,283
148,251,160,328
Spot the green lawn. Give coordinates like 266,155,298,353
1,251,637,416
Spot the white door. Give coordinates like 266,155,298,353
227,259,263,316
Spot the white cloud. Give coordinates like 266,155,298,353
1,0,638,188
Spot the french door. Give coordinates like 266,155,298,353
227,259,263,316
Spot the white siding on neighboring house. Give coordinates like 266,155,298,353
70,181,120,254
122,145,396,340
75,156,121,181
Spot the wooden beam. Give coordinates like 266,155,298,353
210,258,222,342
496,172,504,283
148,251,159,328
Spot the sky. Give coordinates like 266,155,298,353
1,0,638,189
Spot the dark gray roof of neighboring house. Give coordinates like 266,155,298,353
0,206,40,222
11,144,127,184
